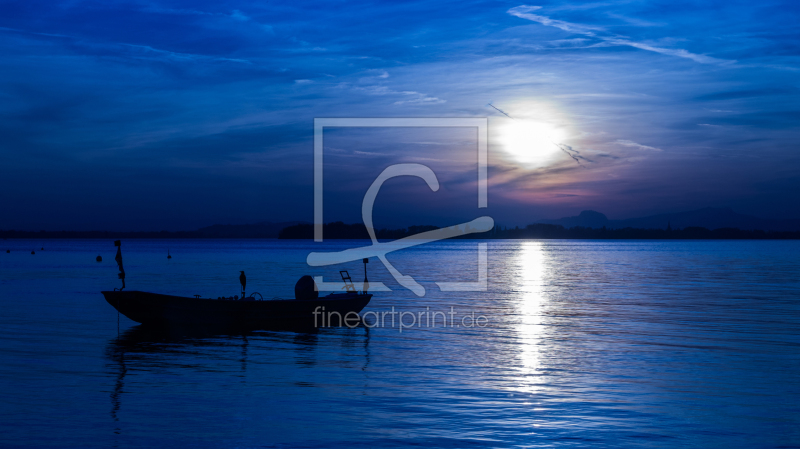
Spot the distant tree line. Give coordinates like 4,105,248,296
278,222,440,239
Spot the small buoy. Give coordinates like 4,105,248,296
96,255,102,262
167,249,172,259
31,250,35,254
41,247,44,250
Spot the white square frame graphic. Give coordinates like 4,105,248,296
313,117,489,293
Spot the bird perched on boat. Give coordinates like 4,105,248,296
240,271,246,298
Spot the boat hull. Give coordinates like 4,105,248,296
102,290,372,330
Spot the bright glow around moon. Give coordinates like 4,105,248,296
500,120,567,167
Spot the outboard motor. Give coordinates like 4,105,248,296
295,275,318,300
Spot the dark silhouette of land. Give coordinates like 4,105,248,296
278,221,800,240
3,209,800,239
277,207,800,239
279,222,440,240
540,208,800,232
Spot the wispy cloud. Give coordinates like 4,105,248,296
228,9,274,33
607,39,729,65
140,5,275,34
0,26,253,65
346,84,445,105
2,0,798,229
116,43,253,64
0,26,72,39
508,5,733,65
508,5,602,35
230,10,250,21
394,92,446,105
138,5,216,17
615,140,663,152
606,13,665,28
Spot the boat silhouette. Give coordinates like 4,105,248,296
102,289,371,330
102,241,371,330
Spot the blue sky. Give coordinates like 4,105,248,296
1,0,798,230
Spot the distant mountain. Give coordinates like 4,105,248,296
538,208,800,231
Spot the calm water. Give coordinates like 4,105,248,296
0,239,798,448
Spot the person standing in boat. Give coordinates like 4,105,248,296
240,271,246,299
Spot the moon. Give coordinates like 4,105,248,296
500,120,566,167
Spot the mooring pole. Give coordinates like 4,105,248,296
362,258,369,293
114,240,124,337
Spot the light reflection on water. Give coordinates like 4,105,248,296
0,239,799,448
515,241,546,394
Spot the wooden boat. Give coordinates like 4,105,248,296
102,290,372,330
103,240,372,330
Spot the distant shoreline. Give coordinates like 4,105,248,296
3,223,800,240
6,207,800,240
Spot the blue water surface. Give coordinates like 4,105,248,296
0,239,798,448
